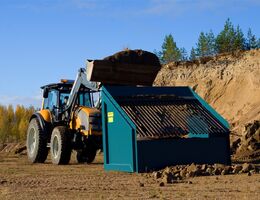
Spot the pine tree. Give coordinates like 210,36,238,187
161,34,181,63
180,47,188,61
206,30,216,55
196,32,208,57
189,47,197,60
215,18,236,53
233,25,245,51
196,30,216,57
246,28,258,50
216,18,246,53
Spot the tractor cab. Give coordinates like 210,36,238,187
41,79,96,122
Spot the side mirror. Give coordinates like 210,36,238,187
43,88,49,98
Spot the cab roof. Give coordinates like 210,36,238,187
40,80,74,90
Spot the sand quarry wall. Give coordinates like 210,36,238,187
154,49,260,134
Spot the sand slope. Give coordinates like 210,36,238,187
154,49,260,133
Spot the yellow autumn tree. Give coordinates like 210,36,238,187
16,105,34,140
14,105,24,141
0,105,8,144
0,104,35,144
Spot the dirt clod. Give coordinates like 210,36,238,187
15,145,26,154
162,172,175,184
221,168,229,175
241,163,253,173
139,182,144,187
159,182,165,187
155,163,259,185
213,168,222,176
233,165,243,174
153,171,162,179
0,179,7,184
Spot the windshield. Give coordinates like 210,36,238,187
60,92,70,107
79,92,92,107
43,89,93,110
60,91,92,107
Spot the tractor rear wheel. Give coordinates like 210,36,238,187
26,118,48,163
76,148,97,164
50,126,71,165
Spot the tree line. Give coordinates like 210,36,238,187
156,18,260,63
0,105,35,144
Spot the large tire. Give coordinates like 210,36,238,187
50,126,71,165
26,118,48,163
76,148,96,164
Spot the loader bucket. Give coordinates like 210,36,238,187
86,50,161,86
101,85,230,172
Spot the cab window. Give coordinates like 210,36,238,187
79,93,92,107
43,90,58,110
60,92,70,106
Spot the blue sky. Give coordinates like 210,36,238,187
0,0,259,107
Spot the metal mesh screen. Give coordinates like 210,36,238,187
116,95,229,139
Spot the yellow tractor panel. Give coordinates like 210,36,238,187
39,109,52,122
70,106,101,136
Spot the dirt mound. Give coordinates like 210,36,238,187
232,120,260,162
88,49,161,86
152,163,259,185
154,49,260,160
103,49,161,66
0,143,26,155
154,49,260,133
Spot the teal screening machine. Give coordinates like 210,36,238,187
87,50,230,173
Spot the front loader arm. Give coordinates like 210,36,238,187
66,68,99,108
63,68,99,122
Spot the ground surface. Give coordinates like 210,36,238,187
0,152,259,200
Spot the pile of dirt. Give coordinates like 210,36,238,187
232,120,260,162
154,49,260,133
152,163,259,185
88,49,161,86
154,49,260,160
103,49,161,67
0,143,26,155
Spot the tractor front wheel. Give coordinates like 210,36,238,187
26,118,48,163
50,126,71,165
